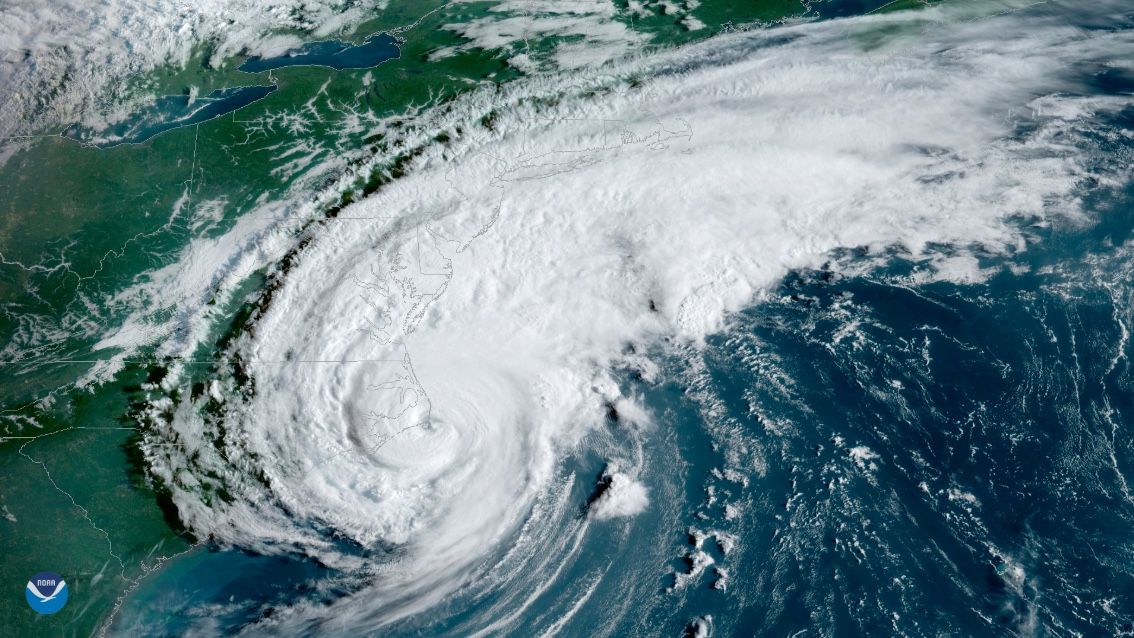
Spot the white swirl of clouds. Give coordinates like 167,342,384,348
136,4,1133,634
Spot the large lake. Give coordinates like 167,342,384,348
239,33,400,72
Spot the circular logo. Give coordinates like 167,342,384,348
25,572,68,614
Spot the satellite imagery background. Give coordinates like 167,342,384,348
1,0,1134,636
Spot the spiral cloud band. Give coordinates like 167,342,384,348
135,4,1132,633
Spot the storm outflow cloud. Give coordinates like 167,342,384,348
122,3,1133,634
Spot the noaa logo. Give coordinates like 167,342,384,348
25,572,68,614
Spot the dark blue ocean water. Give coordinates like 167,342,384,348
108,7,1134,636
662,219,1134,636
111,177,1134,636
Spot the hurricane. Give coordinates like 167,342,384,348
3,0,1134,636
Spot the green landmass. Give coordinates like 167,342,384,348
0,0,958,634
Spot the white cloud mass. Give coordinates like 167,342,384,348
0,0,387,136
107,2,1134,634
